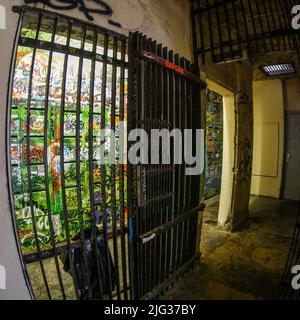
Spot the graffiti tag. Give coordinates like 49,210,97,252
24,0,121,26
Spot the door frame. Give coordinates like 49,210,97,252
280,110,300,201
280,79,300,201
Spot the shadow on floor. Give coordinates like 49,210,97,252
164,196,297,300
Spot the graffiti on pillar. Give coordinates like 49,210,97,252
238,138,252,185
205,89,223,199
24,0,122,27
236,91,253,186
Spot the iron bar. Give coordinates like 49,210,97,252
178,57,187,268
261,0,274,51
191,0,200,66
215,2,225,62
111,36,121,300
25,12,52,300
168,48,176,278
72,24,94,301
43,16,67,300
279,0,293,49
274,0,287,50
197,1,206,65
240,0,250,46
247,0,259,51
17,37,128,68
191,0,299,64
206,0,215,62
223,2,234,58
142,253,201,300
267,0,281,51
196,29,297,55
138,206,203,243
23,229,125,264
11,6,129,301
184,60,192,262
128,31,204,300
119,37,128,300
231,0,242,54
62,20,81,301
100,33,114,300
89,28,106,300
162,45,170,284
140,35,147,298
254,0,267,52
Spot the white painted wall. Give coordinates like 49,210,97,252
251,80,284,199
0,0,192,300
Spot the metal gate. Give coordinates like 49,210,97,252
9,6,129,300
190,0,300,65
8,6,205,301
127,32,206,300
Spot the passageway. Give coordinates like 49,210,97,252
165,196,296,300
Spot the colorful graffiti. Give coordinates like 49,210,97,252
10,21,128,254
204,89,223,199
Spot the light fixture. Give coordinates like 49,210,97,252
261,63,296,77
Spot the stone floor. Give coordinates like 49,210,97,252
27,196,297,300
27,240,129,300
164,196,297,300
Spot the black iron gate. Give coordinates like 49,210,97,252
190,0,300,65
8,6,205,301
9,6,129,300
127,32,206,300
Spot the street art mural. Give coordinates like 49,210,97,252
10,14,128,254
204,89,223,199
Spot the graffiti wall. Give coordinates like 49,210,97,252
204,89,223,199
10,11,128,254
227,61,254,232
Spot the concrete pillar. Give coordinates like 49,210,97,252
218,94,235,227
223,60,254,232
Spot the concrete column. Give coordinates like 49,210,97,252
218,94,235,227
223,60,254,232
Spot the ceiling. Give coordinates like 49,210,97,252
191,0,300,79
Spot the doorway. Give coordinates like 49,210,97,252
205,88,224,200
282,112,300,201
203,80,235,228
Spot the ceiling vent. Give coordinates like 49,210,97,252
261,63,296,77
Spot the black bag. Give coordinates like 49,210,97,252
60,228,116,300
